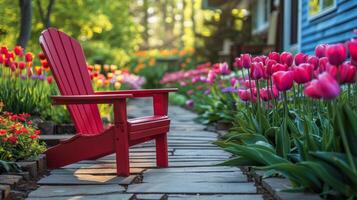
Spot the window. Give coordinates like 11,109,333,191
252,0,271,33
309,0,336,17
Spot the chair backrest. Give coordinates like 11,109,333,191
39,28,104,135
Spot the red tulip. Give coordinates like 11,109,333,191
41,60,49,69
268,52,280,62
244,80,255,88
272,63,288,73
27,68,33,77
0,46,8,55
219,62,230,75
18,61,26,70
250,62,264,80
272,71,294,91
307,56,319,69
260,86,279,101
233,57,242,69
339,62,356,84
38,52,46,60
265,59,277,76
238,89,253,102
293,63,313,84
47,76,54,84
241,54,251,68
304,72,340,100
326,43,347,66
14,46,23,56
318,57,329,72
206,70,216,84
0,55,3,64
280,52,293,66
252,56,264,63
348,38,357,65
315,44,327,58
230,77,238,87
294,53,307,66
25,52,33,62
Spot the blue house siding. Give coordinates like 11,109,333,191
300,0,357,55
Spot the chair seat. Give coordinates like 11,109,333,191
128,116,170,140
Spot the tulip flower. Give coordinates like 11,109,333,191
272,71,294,91
265,59,277,76
47,76,54,84
293,63,313,84
280,52,293,66
307,56,319,69
18,62,26,70
25,52,33,62
250,62,264,80
219,62,230,75
304,72,340,100
294,53,307,66
241,54,251,68
233,57,242,69
186,100,194,108
348,38,357,65
0,46,8,54
230,77,238,87
14,46,23,56
318,57,329,72
339,62,356,84
38,52,46,60
315,44,327,58
244,79,255,88
268,52,280,62
238,89,251,102
206,70,216,84
326,43,347,66
272,63,288,73
260,86,279,101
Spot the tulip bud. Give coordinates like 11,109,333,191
219,62,230,75
326,43,347,66
348,38,357,66
272,63,288,73
47,76,54,84
315,44,327,58
38,52,46,60
241,54,251,68
250,62,264,80
307,56,319,69
317,72,340,99
339,62,356,84
293,63,313,84
18,62,26,70
14,46,23,56
294,53,307,66
25,52,33,62
280,52,293,66
272,71,294,91
233,57,242,69
268,52,280,62
238,89,251,102
265,59,277,76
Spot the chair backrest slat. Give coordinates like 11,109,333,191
39,28,104,135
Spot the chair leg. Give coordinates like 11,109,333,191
156,133,168,167
115,137,130,176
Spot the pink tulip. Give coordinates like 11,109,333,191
250,62,264,80
315,44,327,58
206,70,216,84
219,62,230,75
260,86,279,101
307,56,319,69
238,89,250,101
304,72,340,100
265,59,277,76
272,63,288,74
293,63,313,84
318,57,329,72
272,71,294,91
294,53,308,66
230,77,238,87
244,80,255,88
280,52,293,66
339,62,356,84
241,54,251,69
233,57,242,69
326,43,347,66
348,38,357,65
268,52,280,62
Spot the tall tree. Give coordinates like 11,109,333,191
17,0,32,48
36,0,55,28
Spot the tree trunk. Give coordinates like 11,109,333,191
36,0,55,28
17,0,32,49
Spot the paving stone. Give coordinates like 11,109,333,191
0,184,10,200
135,194,165,200
0,175,22,188
168,194,263,200
142,172,248,183
28,185,126,197
27,193,133,200
127,182,257,194
38,174,137,185
174,149,231,156
50,168,145,175
145,166,241,173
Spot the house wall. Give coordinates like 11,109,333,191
300,0,357,55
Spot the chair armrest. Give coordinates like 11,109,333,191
95,88,177,97
51,94,132,105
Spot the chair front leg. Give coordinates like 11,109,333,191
153,93,168,116
113,99,130,176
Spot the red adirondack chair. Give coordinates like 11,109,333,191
39,28,177,176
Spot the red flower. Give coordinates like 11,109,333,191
272,71,294,91
304,72,340,100
272,63,288,74
219,62,230,75
244,80,255,88
293,63,313,84
41,60,49,69
348,38,357,65
315,44,327,58
38,52,46,60
35,130,41,135
326,43,347,66
294,53,307,66
27,68,33,77
18,61,26,70
30,135,38,140
260,86,279,101
47,76,54,84
250,62,264,80
233,57,242,69
265,59,277,76
268,52,280,62
0,129,6,135
8,135,18,144
280,52,293,66
238,89,251,102
14,46,23,56
25,52,33,62
0,46,8,54
241,54,251,69
339,62,356,84
307,56,319,69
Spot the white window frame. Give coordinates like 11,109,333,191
252,0,270,34
284,0,301,53
308,0,337,20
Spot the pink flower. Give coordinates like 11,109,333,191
230,77,238,87
206,70,216,84
268,52,280,62
265,59,277,76
233,57,242,69
250,62,264,80
339,62,356,84
241,54,251,68
293,63,313,84
294,53,307,66
272,71,294,91
244,80,255,88
280,52,293,66
238,89,251,102
14,46,23,56
348,38,357,65
315,44,327,58
304,72,340,100
307,56,319,69
272,63,288,74
25,52,33,62
326,43,347,66
260,86,279,101
219,62,230,75
185,100,194,108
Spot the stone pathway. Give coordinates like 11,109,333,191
27,98,262,200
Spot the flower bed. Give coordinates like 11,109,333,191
161,31,357,199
